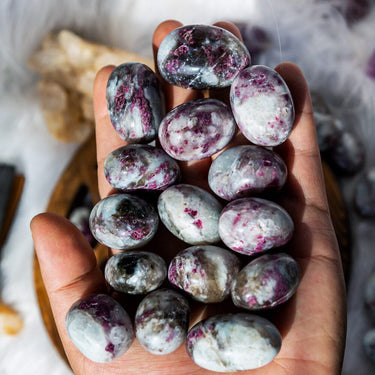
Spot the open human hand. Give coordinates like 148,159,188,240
31,20,346,375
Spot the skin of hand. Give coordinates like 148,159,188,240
31,20,347,375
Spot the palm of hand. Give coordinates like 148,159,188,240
31,20,346,375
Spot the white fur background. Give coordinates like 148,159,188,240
0,0,374,374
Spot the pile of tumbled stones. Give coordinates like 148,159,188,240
65,24,301,372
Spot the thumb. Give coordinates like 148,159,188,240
31,213,107,362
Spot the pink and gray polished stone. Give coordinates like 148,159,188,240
157,24,250,89
157,184,222,245
231,253,300,310
135,289,190,355
158,98,236,161
168,245,240,303
186,313,281,372
208,145,287,201
106,62,164,143
104,144,180,191
65,294,134,363
230,64,295,146
218,197,294,256
89,194,159,250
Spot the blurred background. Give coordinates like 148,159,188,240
0,0,374,373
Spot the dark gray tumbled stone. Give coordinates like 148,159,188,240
365,272,375,319
158,98,236,161
186,313,282,372
89,194,158,250
327,129,365,175
135,289,190,355
168,245,240,303
355,167,375,218
106,62,164,143
157,24,250,89
218,197,294,256
104,144,180,191
364,329,375,362
105,251,167,294
230,64,295,146
208,145,287,201
65,294,134,363
231,253,300,310
157,184,222,245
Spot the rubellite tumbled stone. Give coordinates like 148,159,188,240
157,184,222,245
157,24,250,89
135,289,190,355
89,194,158,250
158,98,236,161
65,294,134,363
219,197,294,256
168,245,240,303
230,64,295,146
104,144,180,191
106,62,164,143
208,145,287,201
104,251,167,294
231,253,300,310
186,313,282,372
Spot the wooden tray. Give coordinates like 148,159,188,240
33,133,351,366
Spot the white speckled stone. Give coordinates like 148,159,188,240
168,245,240,303
219,197,294,256
65,294,134,363
231,253,300,310
186,313,281,372
230,65,294,146
135,289,190,355
158,98,236,161
157,184,222,245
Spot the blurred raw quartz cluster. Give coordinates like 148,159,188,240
28,30,153,143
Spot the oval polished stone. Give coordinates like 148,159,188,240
106,62,164,143
364,329,375,362
230,65,295,146
208,145,287,201
158,184,222,245
231,253,300,310
168,245,240,303
104,251,167,294
219,198,294,256
135,289,190,355
365,272,375,319
157,24,250,89
104,144,180,191
354,167,375,217
328,129,365,175
158,98,236,161
89,194,158,250
186,313,281,372
65,294,134,363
